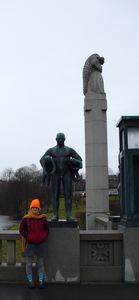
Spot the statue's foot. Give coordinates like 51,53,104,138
51,215,59,222
67,216,75,222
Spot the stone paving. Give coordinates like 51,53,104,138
0,283,139,300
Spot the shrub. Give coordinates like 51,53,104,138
109,200,120,216
75,212,86,230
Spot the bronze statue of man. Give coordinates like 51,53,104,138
40,133,82,222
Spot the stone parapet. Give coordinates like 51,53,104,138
45,227,80,282
0,229,125,283
118,226,139,282
80,230,123,282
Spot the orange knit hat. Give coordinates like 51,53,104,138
30,199,40,209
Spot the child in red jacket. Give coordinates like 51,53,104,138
19,199,49,289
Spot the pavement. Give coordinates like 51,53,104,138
0,283,139,300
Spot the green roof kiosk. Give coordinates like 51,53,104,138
117,116,139,227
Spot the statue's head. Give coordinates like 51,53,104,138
56,132,65,147
99,56,104,65
91,53,100,60
91,54,104,64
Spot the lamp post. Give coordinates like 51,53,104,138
117,116,139,227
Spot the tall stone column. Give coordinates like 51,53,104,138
84,92,109,229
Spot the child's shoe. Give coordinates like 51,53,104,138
39,281,44,289
28,281,35,288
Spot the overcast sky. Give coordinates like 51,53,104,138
0,0,139,176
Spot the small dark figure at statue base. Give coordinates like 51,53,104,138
40,155,55,188
40,133,82,222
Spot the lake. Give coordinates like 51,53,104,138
0,215,19,230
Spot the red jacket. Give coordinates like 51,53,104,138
20,217,49,245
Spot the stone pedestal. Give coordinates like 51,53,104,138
44,221,80,282
84,92,109,229
118,225,139,282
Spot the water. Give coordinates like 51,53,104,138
0,215,18,230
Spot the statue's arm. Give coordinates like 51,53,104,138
92,58,102,73
70,148,82,162
40,148,52,167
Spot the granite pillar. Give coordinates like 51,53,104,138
84,92,109,229
118,225,139,282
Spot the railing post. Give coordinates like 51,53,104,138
21,253,26,265
7,240,16,265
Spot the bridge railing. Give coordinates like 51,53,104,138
0,230,21,265
0,230,123,283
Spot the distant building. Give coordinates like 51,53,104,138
109,174,119,189
72,174,119,197
109,189,118,195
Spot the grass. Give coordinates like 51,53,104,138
45,197,86,220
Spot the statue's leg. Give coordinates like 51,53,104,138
46,173,51,187
41,173,47,187
51,174,60,221
63,172,75,221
